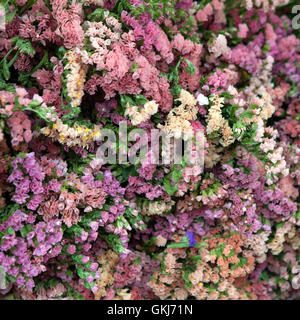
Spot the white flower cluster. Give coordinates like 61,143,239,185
196,93,209,106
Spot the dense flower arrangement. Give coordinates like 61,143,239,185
0,0,300,300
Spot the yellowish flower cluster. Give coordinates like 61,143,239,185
155,234,168,247
176,89,197,108
113,289,132,300
206,95,234,147
141,199,175,216
158,89,198,140
267,221,297,255
83,0,104,6
227,58,275,143
245,0,289,12
95,250,132,300
245,58,288,184
95,250,119,299
64,49,88,108
247,231,270,263
41,119,101,148
257,127,289,183
204,139,224,168
0,120,4,142
125,100,159,126
243,56,276,124
226,58,288,184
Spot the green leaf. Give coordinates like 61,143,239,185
120,94,134,111
71,254,85,264
87,8,107,21
163,175,178,195
101,233,125,254
185,59,195,75
20,224,32,238
0,78,15,92
207,132,220,139
170,84,182,98
171,166,182,183
5,9,17,24
28,100,41,108
239,110,254,119
130,62,139,73
133,94,148,105
167,236,190,248
67,224,84,237
194,241,207,249
13,37,35,55
220,92,234,100
7,226,15,235
57,46,67,60
3,59,10,81
83,279,96,290
210,243,225,257
76,267,86,279
6,274,16,283
276,221,285,230
189,255,202,261
61,107,81,121
182,265,195,290
260,270,270,281
262,44,270,54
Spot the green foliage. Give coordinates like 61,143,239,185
119,94,148,114
124,207,146,231
199,177,221,197
160,57,183,96
230,257,248,270
18,51,50,87
20,224,33,238
167,236,190,248
100,233,126,254
111,164,138,183
182,263,196,290
11,37,35,56
13,96,57,124
185,59,195,75
0,204,19,224
210,242,225,258
163,174,178,195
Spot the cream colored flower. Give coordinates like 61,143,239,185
41,119,101,149
176,89,197,107
156,235,167,247
141,200,175,216
125,100,160,125
64,49,88,108
206,94,234,147
159,89,198,140
144,100,159,115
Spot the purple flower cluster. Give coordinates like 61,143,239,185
0,209,63,291
7,153,45,210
